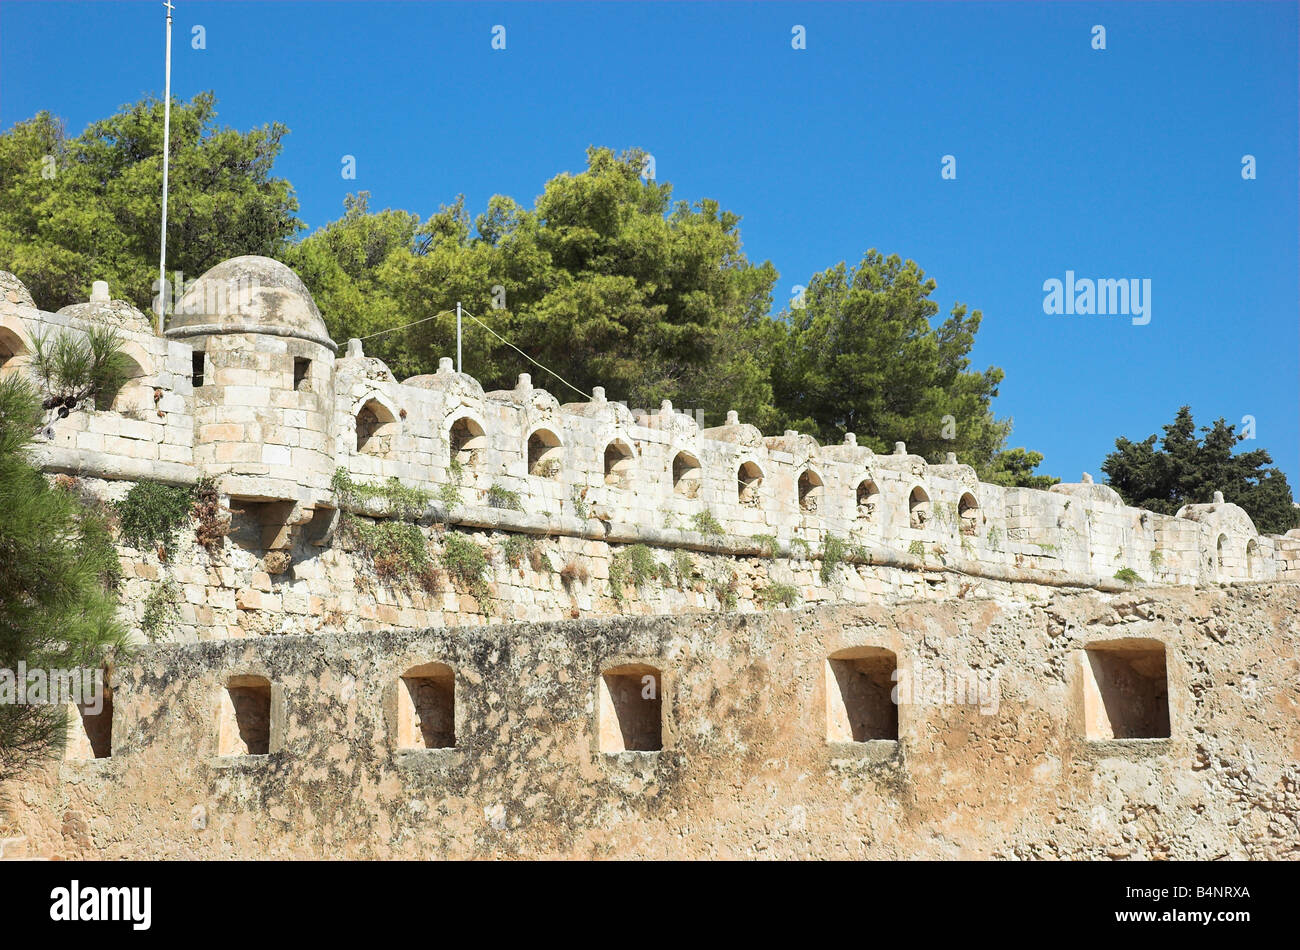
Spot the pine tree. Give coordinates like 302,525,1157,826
1102,406,1299,535
0,375,127,781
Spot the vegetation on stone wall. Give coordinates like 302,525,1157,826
486,483,523,511
758,582,800,608
1114,567,1143,586
115,481,195,557
440,532,491,606
0,376,128,781
609,544,661,603
140,578,181,642
331,468,438,590
28,324,131,414
192,476,230,554
691,510,724,536
501,533,546,572
331,468,430,520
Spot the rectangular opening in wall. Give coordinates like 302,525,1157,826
1082,639,1170,739
65,687,113,760
599,664,662,752
398,663,455,749
293,357,310,391
218,675,272,756
826,647,898,742
192,350,205,387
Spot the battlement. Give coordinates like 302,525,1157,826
3,257,1298,643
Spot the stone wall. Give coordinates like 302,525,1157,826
6,583,1297,859
2,263,1296,649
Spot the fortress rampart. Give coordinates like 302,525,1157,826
2,257,1298,860
1,256,1297,646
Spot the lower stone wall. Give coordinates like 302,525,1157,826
6,583,1297,859
72,474,1151,644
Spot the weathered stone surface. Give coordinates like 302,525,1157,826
8,584,1297,859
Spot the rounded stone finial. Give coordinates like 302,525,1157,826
516,373,532,390
894,441,906,455
592,386,606,402
945,452,957,464
1213,490,1225,504
90,280,110,303
437,356,454,373
660,399,673,415
844,432,857,446
784,429,797,439
726,410,739,426
1081,472,1094,484
345,338,364,358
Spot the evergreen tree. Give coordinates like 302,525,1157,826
0,93,300,313
0,376,127,781
1102,406,1298,535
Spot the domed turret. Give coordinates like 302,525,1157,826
175,256,339,510
168,256,335,351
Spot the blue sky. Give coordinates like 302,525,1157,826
2,1,1296,486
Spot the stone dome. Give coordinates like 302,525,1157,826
166,256,335,351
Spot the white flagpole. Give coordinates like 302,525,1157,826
157,1,174,335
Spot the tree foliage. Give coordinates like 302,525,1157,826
768,251,1012,466
0,376,128,781
0,92,300,313
288,148,780,427
1102,406,1298,535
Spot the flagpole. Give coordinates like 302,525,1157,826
157,1,174,335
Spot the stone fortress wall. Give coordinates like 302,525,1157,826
3,257,1299,860
2,256,1298,646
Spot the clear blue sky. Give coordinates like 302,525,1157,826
2,1,1296,487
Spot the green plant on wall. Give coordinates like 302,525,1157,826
1149,549,1164,572
28,324,131,414
692,510,724,536
790,537,812,560
140,578,181,641
908,539,927,563
441,531,491,606
986,525,1002,552
486,483,523,511
331,468,437,590
820,534,850,584
569,485,592,520
501,533,547,572
331,468,430,521
115,481,195,555
758,582,799,608
1114,567,1143,585
752,533,778,557
438,459,464,508
609,544,660,603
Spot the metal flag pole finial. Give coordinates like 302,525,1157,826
157,1,174,335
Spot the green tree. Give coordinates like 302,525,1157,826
983,447,1060,489
1102,406,1298,535
768,251,1011,468
0,376,128,781
0,92,301,313
295,148,780,426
